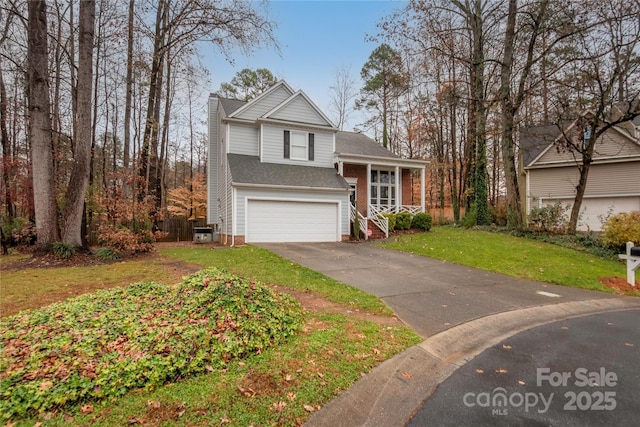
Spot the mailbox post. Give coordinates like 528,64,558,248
619,242,640,286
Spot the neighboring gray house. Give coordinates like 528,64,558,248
207,81,427,244
522,116,640,231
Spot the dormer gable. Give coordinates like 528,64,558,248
229,81,295,121
524,118,640,168
262,91,336,128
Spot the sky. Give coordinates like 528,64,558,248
201,0,407,131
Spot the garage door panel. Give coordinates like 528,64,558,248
247,200,339,243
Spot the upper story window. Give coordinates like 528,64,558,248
284,130,315,161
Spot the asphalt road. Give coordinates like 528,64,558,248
409,309,640,427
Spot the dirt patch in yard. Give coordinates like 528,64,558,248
0,244,400,328
599,277,640,294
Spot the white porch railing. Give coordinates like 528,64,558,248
374,205,424,215
350,203,369,240
367,205,389,238
350,204,424,240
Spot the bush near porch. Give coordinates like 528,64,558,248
378,211,432,232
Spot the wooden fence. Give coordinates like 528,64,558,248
156,218,208,242
86,217,209,245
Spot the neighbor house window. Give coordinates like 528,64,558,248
284,130,315,161
370,169,396,207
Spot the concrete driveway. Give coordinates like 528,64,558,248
258,241,614,338
258,241,640,426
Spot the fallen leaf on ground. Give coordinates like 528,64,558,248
475,369,484,374
496,369,508,374
303,404,316,412
401,371,413,379
80,404,94,414
502,344,512,349
273,401,286,412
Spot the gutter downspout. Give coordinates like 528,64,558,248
231,187,236,247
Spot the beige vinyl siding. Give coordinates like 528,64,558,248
529,161,640,199
207,97,218,224
261,124,334,167
535,130,640,165
228,124,258,156
269,96,330,126
235,85,293,120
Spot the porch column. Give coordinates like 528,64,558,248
366,163,371,217
420,166,426,213
337,160,343,175
395,165,400,212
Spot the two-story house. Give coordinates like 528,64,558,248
207,81,427,244
522,115,640,231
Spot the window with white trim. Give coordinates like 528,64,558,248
283,130,314,161
290,131,308,160
370,169,396,207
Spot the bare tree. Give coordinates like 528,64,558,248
60,0,96,247
328,65,357,130
138,0,277,211
27,0,58,247
552,0,640,233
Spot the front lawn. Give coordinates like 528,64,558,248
381,226,634,293
160,245,393,315
1,246,420,425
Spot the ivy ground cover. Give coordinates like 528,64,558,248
0,268,302,420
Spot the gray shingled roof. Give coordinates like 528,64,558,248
335,131,399,159
227,154,350,191
520,124,563,167
219,98,246,115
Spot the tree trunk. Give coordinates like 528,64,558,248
61,0,95,247
139,0,166,208
123,0,135,170
0,67,15,221
568,162,590,234
470,1,489,225
499,0,523,229
28,0,59,247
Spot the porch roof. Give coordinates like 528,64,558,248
334,131,428,169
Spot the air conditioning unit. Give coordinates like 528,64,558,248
193,227,214,243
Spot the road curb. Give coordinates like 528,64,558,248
305,297,640,426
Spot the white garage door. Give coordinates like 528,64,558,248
576,197,640,231
246,200,339,243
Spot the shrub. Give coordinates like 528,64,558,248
528,202,569,233
462,203,477,228
489,203,508,227
95,247,123,260
602,211,640,248
0,268,302,419
412,212,433,231
52,242,77,259
1,217,37,247
380,212,396,231
395,212,412,230
97,225,166,255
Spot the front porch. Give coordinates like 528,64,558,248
333,131,429,240
339,161,427,239
350,203,424,239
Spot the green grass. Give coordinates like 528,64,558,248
382,226,633,293
3,246,421,425
1,259,184,316
14,314,418,426
160,245,393,315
